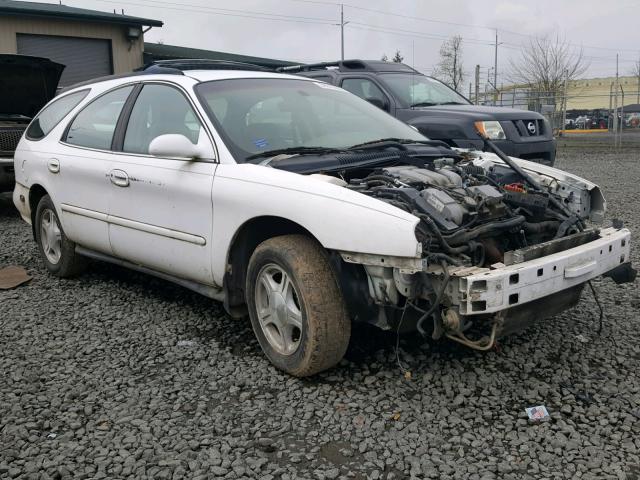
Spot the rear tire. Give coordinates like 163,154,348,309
246,235,351,377
35,194,86,278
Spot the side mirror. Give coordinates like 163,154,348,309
366,97,389,111
148,134,206,159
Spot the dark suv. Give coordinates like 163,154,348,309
287,60,556,165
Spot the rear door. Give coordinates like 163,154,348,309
107,82,217,285
55,84,135,254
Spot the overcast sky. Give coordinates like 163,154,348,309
62,0,640,87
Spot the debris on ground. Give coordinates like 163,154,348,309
526,405,551,423
0,265,31,289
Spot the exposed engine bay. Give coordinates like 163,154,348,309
342,153,599,269
303,147,632,350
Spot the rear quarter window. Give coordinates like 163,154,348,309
25,90,89,141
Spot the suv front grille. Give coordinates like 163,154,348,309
0,127,26,155
512,119,545,137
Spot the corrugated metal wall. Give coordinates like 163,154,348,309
0,16,144,75
17,34,112,86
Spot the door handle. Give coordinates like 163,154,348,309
109,169,130,187
47,158,60,174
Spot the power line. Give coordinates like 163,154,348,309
79,0,336,25
288,0,640,55
349,22,494,47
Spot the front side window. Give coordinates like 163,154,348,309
65,85,134,150
123,84,203,154
195,78,425,162
26,90,89,140
379,74,469,107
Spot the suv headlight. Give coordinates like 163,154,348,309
474,121,506,140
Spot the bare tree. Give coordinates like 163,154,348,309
433,35,464,91
381,53,389,62
509,34,588,107
392,50,404,63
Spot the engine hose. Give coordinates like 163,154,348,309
365,175,399,185
482,137,584,231
444,215,526,246
418,214,470,254
427,253,463,266
522,220,560,234
417,261,450,337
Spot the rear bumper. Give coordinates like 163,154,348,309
449,227,632,316
12,181,31,224
0,157,15,192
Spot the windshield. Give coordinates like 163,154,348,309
195,78,426,162
379,73,470,108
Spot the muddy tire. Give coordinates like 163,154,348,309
246,235,351,377
35,195,86,278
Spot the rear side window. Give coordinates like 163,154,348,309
26,90,89,140
65,86,134,150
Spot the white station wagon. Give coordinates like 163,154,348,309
13,60,635,376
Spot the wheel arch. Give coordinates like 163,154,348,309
28,183,49,239
222,215,317,318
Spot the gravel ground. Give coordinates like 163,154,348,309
1,144,639,480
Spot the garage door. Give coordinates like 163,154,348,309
17,34,113,87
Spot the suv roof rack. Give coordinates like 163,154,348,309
278,59,418,74
139,59,272,73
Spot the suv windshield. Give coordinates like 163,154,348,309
195,78,426,162
379,73,470,108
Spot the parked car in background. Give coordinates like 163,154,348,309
13,61,634,376
0,54,64,192
286,60,557,165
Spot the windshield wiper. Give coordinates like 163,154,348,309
436,101,467,105
348,138,441,150
410,102,437,108
246,146,343,161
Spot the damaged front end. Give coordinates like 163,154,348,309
337,143,635,349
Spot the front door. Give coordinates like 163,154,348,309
107,83,217,285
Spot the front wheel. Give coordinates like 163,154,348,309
246,235,351,377
35,195,86,278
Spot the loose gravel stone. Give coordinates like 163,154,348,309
1,139,639,479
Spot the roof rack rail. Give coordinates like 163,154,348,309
140,59,272,73
277,60,368,73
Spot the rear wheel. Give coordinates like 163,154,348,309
246,235,351,377
35,195,86,278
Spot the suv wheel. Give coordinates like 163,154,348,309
246,235,350,377
35,195,86,277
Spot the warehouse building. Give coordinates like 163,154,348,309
0,0,162,86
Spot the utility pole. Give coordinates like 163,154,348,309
637,53,640,104
561,69,569,136
494,29,499,99
474,64,480,105
613,53,619,138
339,4,348,61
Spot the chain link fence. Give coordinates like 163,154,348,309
473,88,640,135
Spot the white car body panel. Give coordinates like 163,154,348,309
210,163,421,286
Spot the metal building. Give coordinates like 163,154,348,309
0,0,162,86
